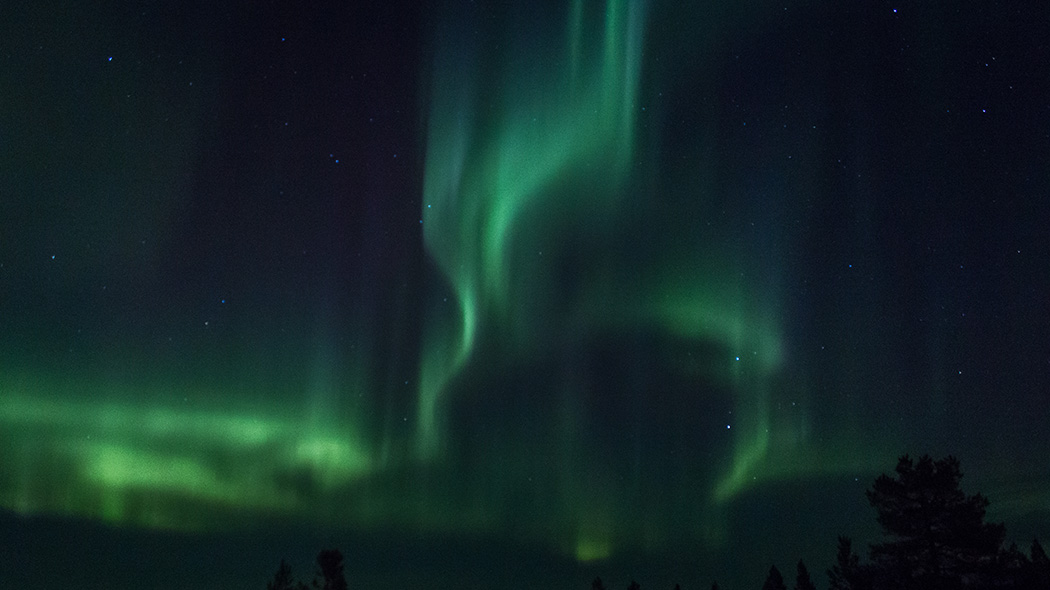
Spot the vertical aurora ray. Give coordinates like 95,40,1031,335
418,0,648,458
416,0,801,557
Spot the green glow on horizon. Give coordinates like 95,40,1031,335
0,381,375,530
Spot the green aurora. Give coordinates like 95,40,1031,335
2,0,1049,584
2,0,868,560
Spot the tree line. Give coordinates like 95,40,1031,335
267,455,1050,589
267,548,347,590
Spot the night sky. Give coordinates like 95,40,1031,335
2,1,1049,589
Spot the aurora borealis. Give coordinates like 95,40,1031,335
2,1,1050,588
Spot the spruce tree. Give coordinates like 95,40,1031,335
997,541,1031,587
827,537,869,590
795,559,816,590
1031,539,1050,587
267,559,306,590
763,565,787,590
1032,539,1050,568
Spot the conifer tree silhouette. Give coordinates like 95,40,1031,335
998,541,1030,585
267,559,306,590
1030,539,1050,587
1033,539,1049,564
762,565,787,590
592,577,607,590
794,559,816,590
626,580,641,590
827,537,870,590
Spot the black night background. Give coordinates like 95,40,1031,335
1,0,1049,589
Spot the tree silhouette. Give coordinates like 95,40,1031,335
311,549,348,590
1029,539,1050,588
866,455,1005,589
762,565,787,590
998,542,1029,585
827,536,870,590
794,559,816,590
711,583,720,590
267,559,306,590
592,577,607,590
626,580,641,590
1032,539,1049,564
